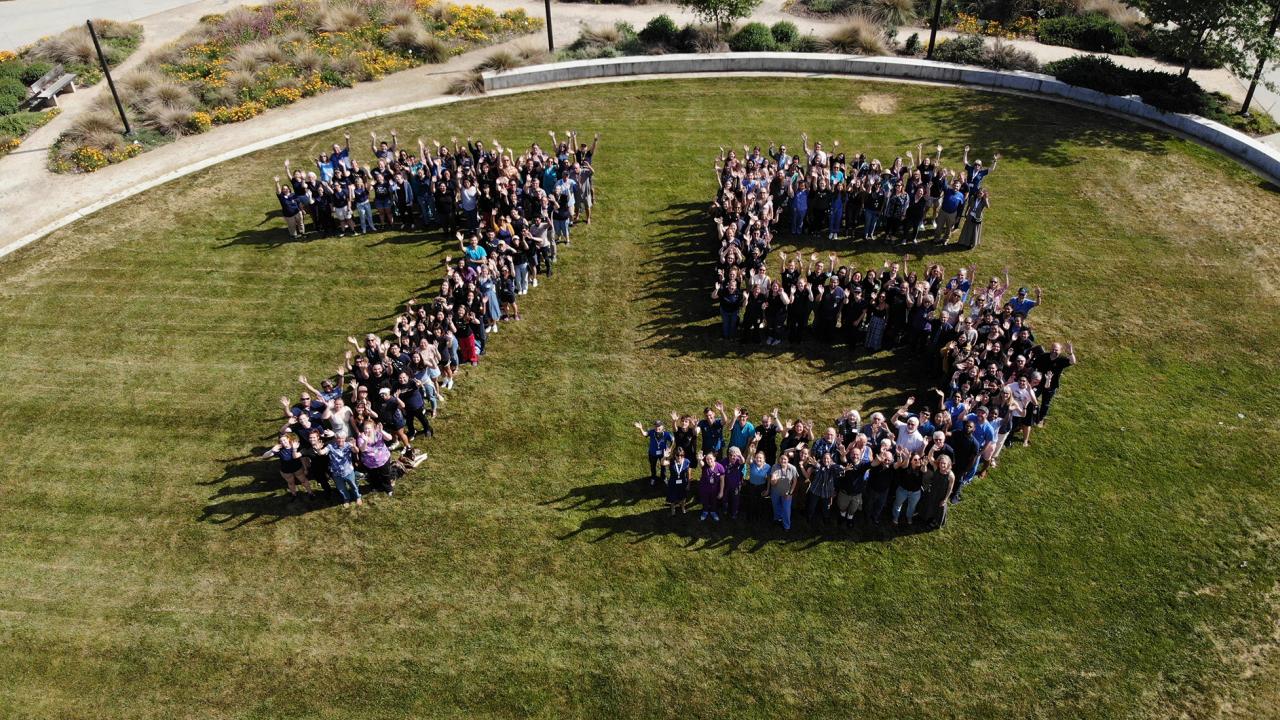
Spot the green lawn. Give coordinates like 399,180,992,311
1,78,1278,720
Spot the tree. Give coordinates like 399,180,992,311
676,0,763,38
1137,0,1253,77
1236,0,1280,115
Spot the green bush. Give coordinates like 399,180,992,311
1036,13,1130,54
806,0,838,13
18,60,53,86
0,76,28,115
983,39,1039,71
1129,25,1228,70
1044,55,1212,115
791,34,823,53
902,31,921,55
771,21,799,47
932,34,985,65
640,14,679,46
729,22,777,52
0,109,54,136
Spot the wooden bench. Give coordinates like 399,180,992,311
26,65,77,109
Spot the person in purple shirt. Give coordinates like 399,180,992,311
697,452,726,522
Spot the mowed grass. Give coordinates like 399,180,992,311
1,78,1279,720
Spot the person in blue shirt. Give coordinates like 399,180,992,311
1008,286,1042,316
788,178,809,235
962,145,999,192
729,408,756,453
634,420,673,485
460,233,488,268
933,177,968,243
697,403,728,455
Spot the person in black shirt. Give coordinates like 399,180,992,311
711,279,743,339
301,429,334,496
1030,341,1076,425
274,176,305,238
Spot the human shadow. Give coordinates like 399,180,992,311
549,479,936,552
913,89,1170,168
199,451,340,529
636,201,940,398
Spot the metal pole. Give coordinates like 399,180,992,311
1242,0,1280,116
544,0,554,52
86,19,131,136
926,0,943,60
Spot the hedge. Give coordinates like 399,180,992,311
1036,13,1130,54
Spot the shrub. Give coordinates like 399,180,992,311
187,110,212,133
0,77,26,115
932,34,985,65
675,23,720,53
824,14,888,55
770,21,799,47
982,39,1039,71
17,60,53,86
1129,25,1227,70
807,0,837,12
1078,0,1144,29
1036,13,1130,54
210,100,266,124
476,49,521,72
902,31,921,55
640,14,680,46
791,34,823,53
729,22,777,52
447,70,486,95
1044,55,1211,115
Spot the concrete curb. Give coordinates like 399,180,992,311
483,53,1280,186
0,93,470,261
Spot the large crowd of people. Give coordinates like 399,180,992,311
621,136,1078,533
265,128,599,506
713,137,996,249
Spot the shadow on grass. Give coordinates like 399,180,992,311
636,201,942,405
199,452,349,529
913,91,1170,168
547,479,935,551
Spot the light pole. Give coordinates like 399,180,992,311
544,0,554,52
926,0,943,60
87,19,131,136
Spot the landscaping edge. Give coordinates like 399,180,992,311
483,53,1280,186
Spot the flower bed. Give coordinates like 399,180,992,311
49,0,541,173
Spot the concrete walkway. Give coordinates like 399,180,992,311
0,0,1273,253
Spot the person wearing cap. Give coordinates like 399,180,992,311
376,386,416,461
1009,286,1042,316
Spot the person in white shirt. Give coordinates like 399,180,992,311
891,396,927,455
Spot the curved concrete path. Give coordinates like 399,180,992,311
0,0,1267,259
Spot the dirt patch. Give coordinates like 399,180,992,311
857,94,897,115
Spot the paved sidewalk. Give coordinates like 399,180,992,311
0,0,1271,254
